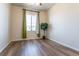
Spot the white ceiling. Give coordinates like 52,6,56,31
12,3,54,11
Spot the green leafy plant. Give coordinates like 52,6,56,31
40,23,48,39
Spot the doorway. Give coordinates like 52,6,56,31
26,12,38,39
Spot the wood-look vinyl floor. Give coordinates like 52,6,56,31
0,39,79,56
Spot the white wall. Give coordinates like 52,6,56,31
10,5,48,41
48,3,79,51
10,5,23,41
40,11,48,37
0,4,11,52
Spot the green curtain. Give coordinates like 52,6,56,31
22,9,27,39
37,12,40,37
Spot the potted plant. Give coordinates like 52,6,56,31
40,23,48,39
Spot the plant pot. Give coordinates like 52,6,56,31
42,36,45,39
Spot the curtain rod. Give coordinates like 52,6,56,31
23,9,40,13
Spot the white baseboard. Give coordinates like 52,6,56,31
49,38,79,52
0,41,11,53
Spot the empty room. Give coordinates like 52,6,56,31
0,3,79,56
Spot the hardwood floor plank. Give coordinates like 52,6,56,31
44,39,79,56
0,39,79,56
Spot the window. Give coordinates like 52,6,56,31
26,13,37,31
